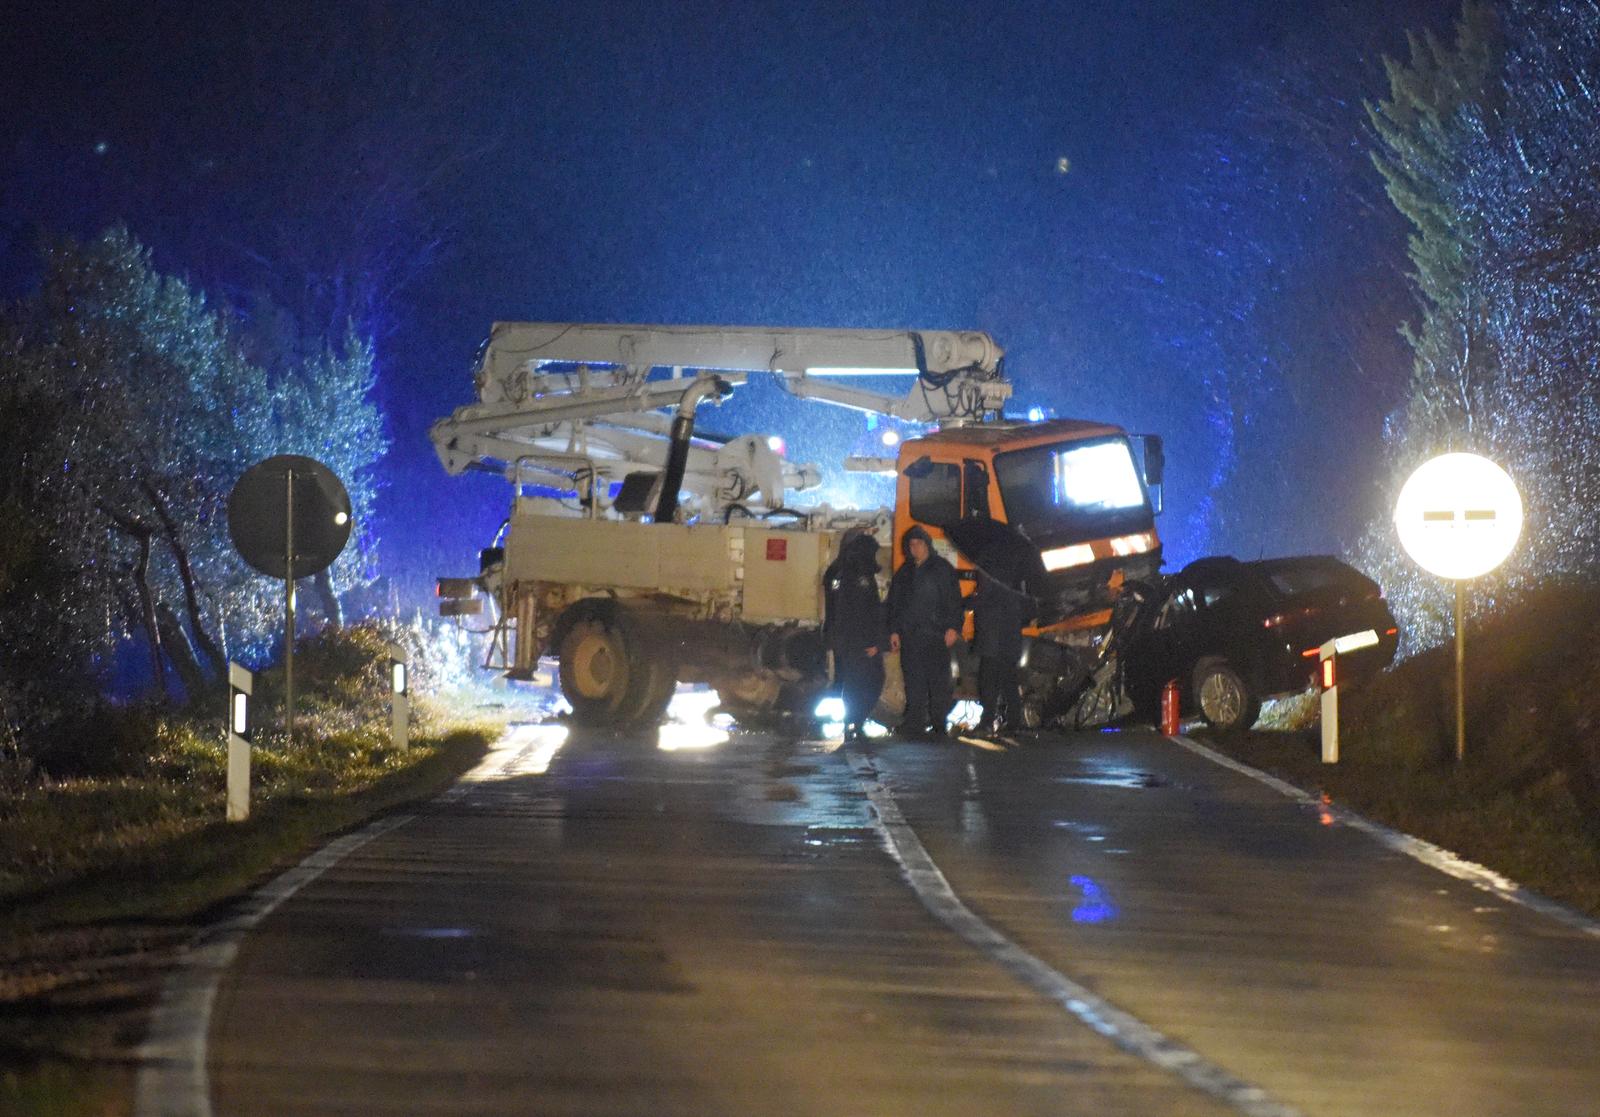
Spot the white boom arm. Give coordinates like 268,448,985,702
430,323,1009,516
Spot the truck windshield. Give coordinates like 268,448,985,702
993,437,1149,541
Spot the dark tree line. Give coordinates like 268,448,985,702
1357,0,1600,650
0,6,497,763
1109,0,1600,651
0,228,387,762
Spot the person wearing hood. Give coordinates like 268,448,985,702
971,554,1035,735
822,529,888,742
886,524,963,739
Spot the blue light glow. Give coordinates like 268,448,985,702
1069,874,1119,923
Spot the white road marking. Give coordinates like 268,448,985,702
843,747,1303,1117
133,727,550,1117
1168,734,1600,939
132,814,415,1117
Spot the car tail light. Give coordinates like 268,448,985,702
1264,603,1322,629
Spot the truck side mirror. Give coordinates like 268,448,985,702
1139,435,1164,487
1136,435,1164,515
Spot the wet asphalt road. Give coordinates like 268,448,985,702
207,721,1600,1116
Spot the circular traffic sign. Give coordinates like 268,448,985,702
227,455,353,579
1393,452,1522,580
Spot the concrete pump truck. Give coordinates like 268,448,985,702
431,323,1165,728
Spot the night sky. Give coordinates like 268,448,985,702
1,0,1459,600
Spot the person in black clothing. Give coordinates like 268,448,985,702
886,525,963,739
822,529,887,742
971,562,1034,735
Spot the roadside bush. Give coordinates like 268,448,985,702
248,616,482,723
286,621,398,707
1343,577,1600,830
0,717,32,805
6,618,483,786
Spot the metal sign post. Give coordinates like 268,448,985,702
228,455,353,746
285,466,296,745
1393,453,1523,763
1454,580,1466,762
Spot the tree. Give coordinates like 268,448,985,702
1358,0,1600,652
0,227,389,727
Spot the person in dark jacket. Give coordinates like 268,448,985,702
886,524,963,739
971,561,1034,735
822,529,887,742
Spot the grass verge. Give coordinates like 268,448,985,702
1,722,492,928
1193,579,1600,921
0,624,506,1115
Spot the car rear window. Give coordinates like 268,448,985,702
1258,560,1362,599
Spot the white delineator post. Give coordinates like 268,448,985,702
1319,641,1339,764
227,661,253,822
388,642,410,751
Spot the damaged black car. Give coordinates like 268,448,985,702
1120,555,1400,732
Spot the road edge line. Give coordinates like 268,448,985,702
843,747,1303,1117
131,813,417,1117
1168,734,1600,939
132,726,539,1117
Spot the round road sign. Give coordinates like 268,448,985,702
1393,452,1522,581
227,455,353,579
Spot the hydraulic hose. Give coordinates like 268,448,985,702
654,375,729,523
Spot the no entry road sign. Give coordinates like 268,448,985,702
1394,452,1522,581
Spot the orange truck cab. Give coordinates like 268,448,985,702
891,419,1164,639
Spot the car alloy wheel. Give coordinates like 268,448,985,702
1193,658,1258,733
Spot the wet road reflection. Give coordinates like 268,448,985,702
205,717,1600,1117
868,728,1600,1116
1068,875,1118,924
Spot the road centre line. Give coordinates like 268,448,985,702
843,747,1303,1117
1168,734,1600,940
133,726,548,1117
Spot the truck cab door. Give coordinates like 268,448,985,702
898,455,963,558
962,459,992,520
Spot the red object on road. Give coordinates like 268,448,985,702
1160,678,1180,737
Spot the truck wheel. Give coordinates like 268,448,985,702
559,618,634,726
642,664,679,724
618,652,677,727
1193,658,1260,733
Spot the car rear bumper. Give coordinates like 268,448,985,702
1262,626,1398,695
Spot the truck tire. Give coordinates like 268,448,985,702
558,617,634,726
617,651,677,727
641,663,679,723
1193,658,1260,733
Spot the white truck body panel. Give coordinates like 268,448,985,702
502,513,830,624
